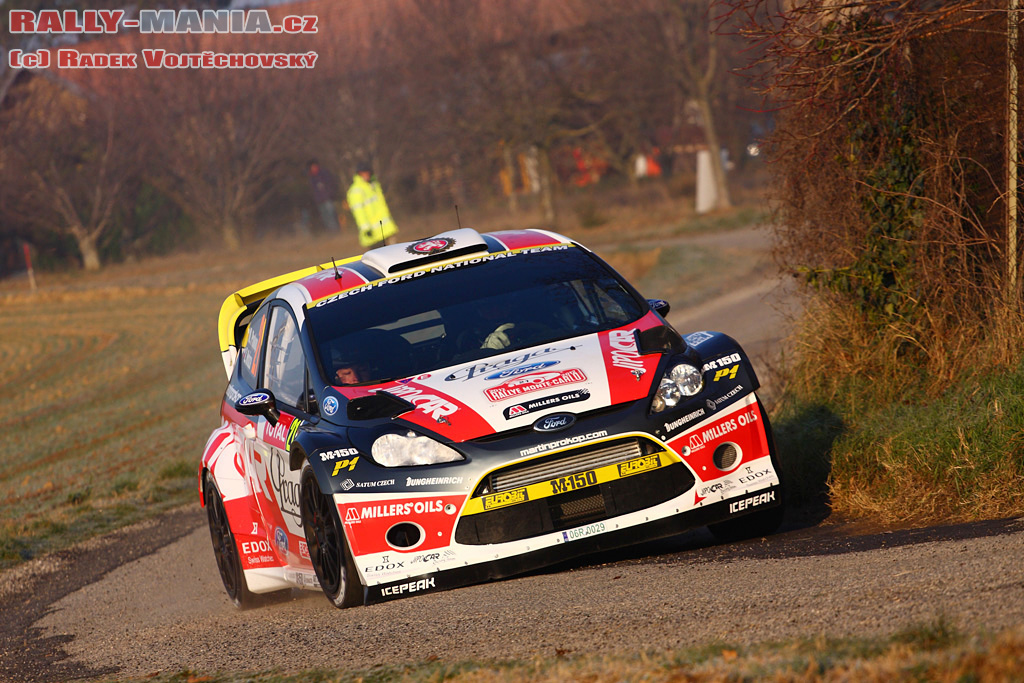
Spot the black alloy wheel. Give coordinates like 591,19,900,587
300,469,362,608
204,471,258,608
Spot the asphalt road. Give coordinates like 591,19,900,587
4,225,1023,681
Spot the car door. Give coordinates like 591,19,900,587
249,303,314,570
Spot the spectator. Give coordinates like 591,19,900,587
345,160,398,248
308,159,342,233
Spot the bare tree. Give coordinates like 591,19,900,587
0,76,132,270
111,33,301,250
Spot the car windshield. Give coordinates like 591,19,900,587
306,247,647,385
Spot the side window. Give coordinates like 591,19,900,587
264,306,306,408
238,305,270,389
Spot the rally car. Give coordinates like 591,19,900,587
199,227,784,608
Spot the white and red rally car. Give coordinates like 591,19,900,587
200,228,784,607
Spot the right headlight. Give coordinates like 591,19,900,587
650,362,703,413
371,431,464,467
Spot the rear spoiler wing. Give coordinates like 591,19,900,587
216,257,359,378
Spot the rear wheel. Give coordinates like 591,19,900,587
203,471,259,609
300,469,362,608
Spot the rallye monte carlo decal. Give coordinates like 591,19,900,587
199,227,784,608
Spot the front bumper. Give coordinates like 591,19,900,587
337,391,782,604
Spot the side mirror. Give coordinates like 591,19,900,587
647,298,671,317
236,390,281,426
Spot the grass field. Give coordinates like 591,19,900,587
99,620,1024,682
0,198,768,569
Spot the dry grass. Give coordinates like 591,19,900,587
104,623,1024,682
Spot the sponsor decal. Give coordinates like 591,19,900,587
712,364,739,382
686,407,757,454
269,450,302,524
520,430,609,457
410,550,455,564
533,413,576,433
445,346,564,381
482,488,529,510
357,499,445,519
485,369,587,402
384,385,457,421
331,457,360,476
407,237,456,255
608,329,644,372
242,539,272,554
299,540,310,559
341,478,395,489
322,396,339,416
702,353,741,373
345,507,361,524
562,521,606,542
738,467,772,485
699,480,735,497
503,388,590,420
405,476,464,486
225,384,243,405
381,577,436,596
664,408,705,433
285,418,302,450
274,527,288,554
485,360,560,380
321,447,359,461
550,470,598,495
617,454,661,477
685,331,714,347
238,391,269,407
728,489,775,514
364,557,405,574
708,385,744,409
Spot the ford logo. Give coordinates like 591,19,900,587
533,413,576,433
238,392,269,407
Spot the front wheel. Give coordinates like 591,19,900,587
300,469,362,608
203,472,259,609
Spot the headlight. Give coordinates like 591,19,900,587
650,363,703,413
371,431,464,467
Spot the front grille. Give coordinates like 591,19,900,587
455,462,695,545
489,439,643,493
554,490,606,525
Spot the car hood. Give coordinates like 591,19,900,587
339,313,666,442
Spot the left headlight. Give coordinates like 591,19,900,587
371,431,465,467
650,362,703,413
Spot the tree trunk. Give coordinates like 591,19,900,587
221,217,241,251
695,96,732,211
503,145,519,214
76,232,102,271
538,147,556,224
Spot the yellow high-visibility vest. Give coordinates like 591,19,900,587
346,174,399,247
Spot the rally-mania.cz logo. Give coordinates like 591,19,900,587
7,10,319,71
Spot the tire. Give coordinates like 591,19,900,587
300,468,362,608
203,471,259,609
